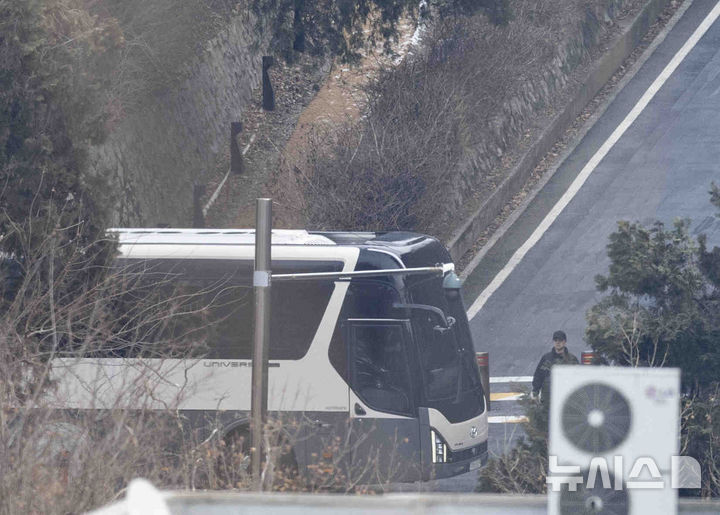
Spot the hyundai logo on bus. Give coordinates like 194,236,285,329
547,456,702,491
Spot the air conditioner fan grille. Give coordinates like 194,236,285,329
561,383,631,453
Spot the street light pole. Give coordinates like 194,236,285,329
251,198,272,490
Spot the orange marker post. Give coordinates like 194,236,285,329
581,350,596,365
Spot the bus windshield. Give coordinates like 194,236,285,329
405,275,481,407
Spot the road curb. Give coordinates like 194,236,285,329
447,0,672,263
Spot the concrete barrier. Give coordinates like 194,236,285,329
89,479,720,515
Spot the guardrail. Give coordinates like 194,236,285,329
90,479,720,515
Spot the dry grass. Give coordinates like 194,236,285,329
270,0,635,234
0,219,401,513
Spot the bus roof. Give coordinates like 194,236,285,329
110,229,429,247
108,229,448,263
109,228,335,246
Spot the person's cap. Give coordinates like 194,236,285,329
552,330,567,342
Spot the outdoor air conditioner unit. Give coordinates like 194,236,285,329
548,366,680,515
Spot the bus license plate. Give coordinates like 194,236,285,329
469,458,483,471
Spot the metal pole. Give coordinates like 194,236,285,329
251,198,272,490
476,352,490,412
272,266,445,282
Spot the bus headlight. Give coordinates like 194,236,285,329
430,429,447,464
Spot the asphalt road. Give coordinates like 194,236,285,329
466,0,720,379
440,0,720,492
399,0,720,493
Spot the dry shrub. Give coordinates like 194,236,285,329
680,388,720,498
272,0,637,234
477,387,548,494
0,220,397,513
0,220,203,512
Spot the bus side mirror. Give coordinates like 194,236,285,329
443,271,462,300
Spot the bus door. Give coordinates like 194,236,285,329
345,319,423,483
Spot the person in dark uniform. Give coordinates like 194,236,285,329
531,330,579,402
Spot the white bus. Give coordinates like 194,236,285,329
49,228,488,482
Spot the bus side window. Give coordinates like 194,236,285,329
329,280,401,383
349,321,414,416
270,280,335,360
101,258,341,360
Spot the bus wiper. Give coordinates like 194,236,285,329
435,316,456,335
392,303,451,328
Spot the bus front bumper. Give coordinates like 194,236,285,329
423,439,488,480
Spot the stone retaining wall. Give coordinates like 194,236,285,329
89,7,272,227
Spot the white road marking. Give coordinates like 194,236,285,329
467,0,720,319
490,376,533,384
488,416,528,424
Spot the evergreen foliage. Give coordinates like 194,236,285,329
587,194,720,394
251,0,508,61
586,185,720,497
